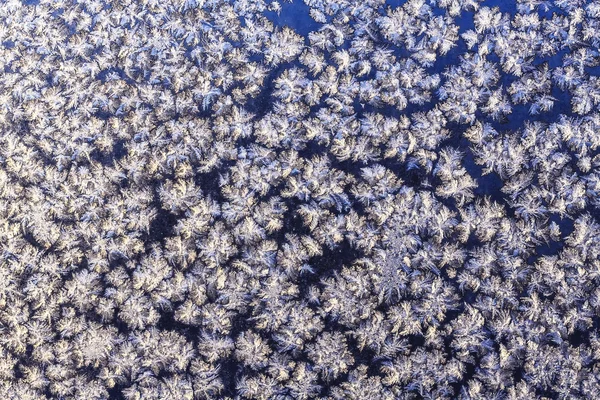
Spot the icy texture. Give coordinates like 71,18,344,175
1,0,600,399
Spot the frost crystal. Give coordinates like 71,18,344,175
1,0,600,398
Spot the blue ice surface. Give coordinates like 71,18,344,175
264,0,316,37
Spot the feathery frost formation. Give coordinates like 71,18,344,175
1,0,600,398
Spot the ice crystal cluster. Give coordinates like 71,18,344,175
2,0,600,398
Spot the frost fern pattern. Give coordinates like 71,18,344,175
1,0,600,399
